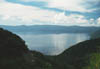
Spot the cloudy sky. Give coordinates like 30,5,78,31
0,0,100,26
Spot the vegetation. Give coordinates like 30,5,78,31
91,30,100,39
0,27,100,69
0,28,53,69
82,53,100,69
48,38,100,69
0,28,28,57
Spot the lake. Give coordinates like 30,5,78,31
17,33,90,55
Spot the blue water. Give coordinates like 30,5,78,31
18,33,90,55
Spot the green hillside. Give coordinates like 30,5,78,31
50,38,100,69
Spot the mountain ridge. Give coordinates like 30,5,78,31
0,25,100,34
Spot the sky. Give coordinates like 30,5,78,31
0,0,100,26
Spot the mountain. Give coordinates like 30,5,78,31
0,28,28,57
49,38,100,69
91,30,100,39
0,28,54,69
0,25,100,34
1,27,100,69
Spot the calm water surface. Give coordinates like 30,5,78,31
18,33,90,55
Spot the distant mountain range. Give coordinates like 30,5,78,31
0,25,100,34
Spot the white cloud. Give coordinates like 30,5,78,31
89,18,95,24
21,0,44,2
0,0,6,2
2,15,11,20
47,0,99,12
47,0,87,12
53,12,89,26
0,2,58,23
97,17,100,24
21,0,98,12
0,1,99,26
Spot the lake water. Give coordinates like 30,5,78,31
17,33,90,55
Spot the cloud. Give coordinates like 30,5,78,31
0,1,99,26
21,0,45,2
97,17,100,24
0,2,58,23
85,0,100,7
53,13,89,25
20,0,99,12
47,0,89,12
89,18,95,24
0,0,6,2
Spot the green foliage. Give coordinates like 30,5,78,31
83,53,100,69
48,38,100,69
43,62,53,69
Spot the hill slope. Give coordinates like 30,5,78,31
91,30,100,39
0,28,53,69
0,28,28,57
49,38,100,69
